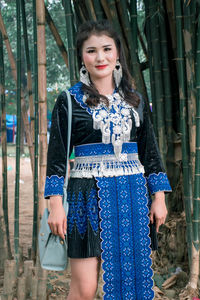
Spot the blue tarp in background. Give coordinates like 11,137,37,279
6,114,17,128
3,114,51,142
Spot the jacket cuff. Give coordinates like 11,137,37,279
147,172,172,195
44,175,64,199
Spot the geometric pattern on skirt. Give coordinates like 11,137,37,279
67,177,101,258
96,174,154,300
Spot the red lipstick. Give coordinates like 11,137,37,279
95,65,107,69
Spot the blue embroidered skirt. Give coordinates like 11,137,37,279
67,143,154,299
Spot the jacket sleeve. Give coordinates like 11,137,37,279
44,91,72,199
137,98,172,195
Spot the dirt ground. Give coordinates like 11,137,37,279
0,151,197,299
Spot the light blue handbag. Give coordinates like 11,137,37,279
38,90,72,271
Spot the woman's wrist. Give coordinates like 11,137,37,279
153,191,165,201
49,195,63,209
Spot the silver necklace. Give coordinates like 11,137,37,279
83,91,140,159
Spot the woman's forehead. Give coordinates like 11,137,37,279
82,34,116,49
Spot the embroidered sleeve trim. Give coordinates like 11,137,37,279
147,172,172,195
44,175,65,198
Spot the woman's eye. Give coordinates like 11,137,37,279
87,49,95,53
104,47,111,51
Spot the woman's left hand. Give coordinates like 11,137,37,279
149,191,167,232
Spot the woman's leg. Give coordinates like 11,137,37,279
67,257,101,300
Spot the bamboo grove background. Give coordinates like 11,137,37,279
0,0,200,298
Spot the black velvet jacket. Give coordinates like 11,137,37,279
44,82,171,198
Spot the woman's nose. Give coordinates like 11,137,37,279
96,50,104,61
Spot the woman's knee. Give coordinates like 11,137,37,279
68,257,100,300
74,280,97,299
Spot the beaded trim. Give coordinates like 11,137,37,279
70,153,144,178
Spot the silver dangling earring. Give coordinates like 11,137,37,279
113,59,122,88
80,64,91,86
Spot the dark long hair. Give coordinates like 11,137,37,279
76,20,140,108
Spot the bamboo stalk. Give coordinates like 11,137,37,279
183,2,196,184
32,0,39,259
159,0,174,165
14,0,21,261
137,26,148,61
93,0,105,20
30,269,38,300
73,0,86,24
63,0,77,85
190,1,197,59
192,4,200,255
85,0,97,20
165,1,177,54
148,0,167,166
77,0,89,20
144,1,157,134
101,0,122,38
24,260,34,297
187,9,200,289
36,266,47,299
0,193,8,270
120,0,147,98
0,31,12,258
45,5,68,68
174,0,193,265
21,0,35,143
130,0,137,50
188,244,199,290
0,10,34,173
100,0,129,63
3,260,17,297
37,0,47,220
17,276,26,300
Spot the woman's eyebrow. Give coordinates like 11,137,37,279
86,44,112,49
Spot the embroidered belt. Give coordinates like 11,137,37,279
70,142,145,178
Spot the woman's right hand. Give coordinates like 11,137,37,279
48,196,67,240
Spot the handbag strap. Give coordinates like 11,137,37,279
63,90,72,193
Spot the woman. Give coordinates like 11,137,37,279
44,20,171,300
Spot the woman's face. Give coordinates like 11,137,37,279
82,34,119,82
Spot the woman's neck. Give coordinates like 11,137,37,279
91,76,115,95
